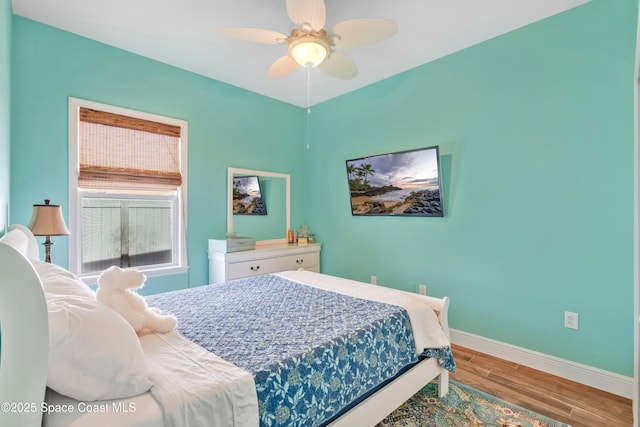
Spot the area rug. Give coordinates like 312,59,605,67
377,380,570,427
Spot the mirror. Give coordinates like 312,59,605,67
227,167,290,244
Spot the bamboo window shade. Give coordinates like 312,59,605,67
78,107,182,190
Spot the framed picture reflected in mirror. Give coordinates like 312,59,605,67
232,176,267,215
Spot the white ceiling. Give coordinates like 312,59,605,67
12,0,590,108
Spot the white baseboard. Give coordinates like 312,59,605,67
450,328,633,399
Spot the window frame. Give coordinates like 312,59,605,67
68,97,189,284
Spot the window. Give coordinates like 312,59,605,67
69,98,188,281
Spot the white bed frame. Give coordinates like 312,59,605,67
0,225,450,427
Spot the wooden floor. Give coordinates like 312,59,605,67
450,345,633,426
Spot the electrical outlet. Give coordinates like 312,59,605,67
564,311,579,330
371,275,377,285
418,284,427,295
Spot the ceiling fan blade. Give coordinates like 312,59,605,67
286,0,326,31
318,51,357,80
219,27,288,45
268,55,301,79
330,18,398,49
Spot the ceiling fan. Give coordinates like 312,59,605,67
219,0,398,80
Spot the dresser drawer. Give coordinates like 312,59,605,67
209,242,322,284
278,252,320,272
227,258,281,280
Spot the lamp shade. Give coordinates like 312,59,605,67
28,200,70,236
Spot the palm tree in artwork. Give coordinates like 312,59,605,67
232,178,242,198
347,164,357,181
359,163,376,187
347,164,358,191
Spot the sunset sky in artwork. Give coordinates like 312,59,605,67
347,147,439,189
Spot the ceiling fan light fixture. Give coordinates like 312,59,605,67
289,35,329,67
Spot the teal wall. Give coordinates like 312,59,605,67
0,0,10,233
305,0,637,377
10,17,309,293
7,0,638,378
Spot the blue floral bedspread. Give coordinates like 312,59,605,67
147,274,454,427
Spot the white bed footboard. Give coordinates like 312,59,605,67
0,228,49,427
328,293,451,426
420,294,450,339
327,357,447,427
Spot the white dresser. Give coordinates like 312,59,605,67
208,241,321,284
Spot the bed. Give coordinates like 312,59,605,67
0,225,454,427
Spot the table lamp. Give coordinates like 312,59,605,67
28,199,70,263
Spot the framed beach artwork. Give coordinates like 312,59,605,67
232,175,267,215
345,146,444,217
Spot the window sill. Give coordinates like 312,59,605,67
80,265,189,286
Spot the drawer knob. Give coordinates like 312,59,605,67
250,265,260,271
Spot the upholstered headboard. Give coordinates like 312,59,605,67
0,225,48,427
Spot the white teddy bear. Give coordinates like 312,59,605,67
96,265,177,335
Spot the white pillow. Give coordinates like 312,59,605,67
1,228,29,254
46,294,153,401
32,260,96,299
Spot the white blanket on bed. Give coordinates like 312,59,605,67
141,331,259,427
276,270,450,354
